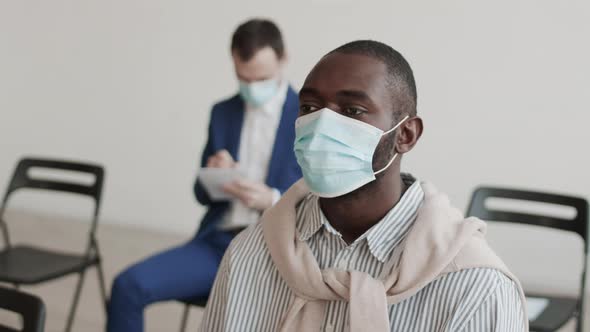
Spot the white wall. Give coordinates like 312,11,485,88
1,0,589,295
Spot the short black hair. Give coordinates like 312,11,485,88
231,19,285,61
327,40,417,118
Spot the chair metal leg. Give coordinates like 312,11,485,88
96,262,109,313
64,270,87,332
179,305,190,332
574,300,585,332
575,314,582,332
91,239,109,313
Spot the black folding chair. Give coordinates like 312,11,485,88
466,186,588,332
0,286,45,332
0,157,108,332
178,296,208,332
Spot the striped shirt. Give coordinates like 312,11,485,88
200,175,527,331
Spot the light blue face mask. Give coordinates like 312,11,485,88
294,108,409,198
238,78,279,108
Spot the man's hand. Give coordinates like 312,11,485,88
223,179,275,211
207,149,236,169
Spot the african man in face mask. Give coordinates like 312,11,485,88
106,19,302,332
200,40,528,332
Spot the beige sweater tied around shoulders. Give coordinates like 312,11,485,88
261,179,528,332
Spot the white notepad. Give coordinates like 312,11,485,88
198,168,243,201
526,297,549,321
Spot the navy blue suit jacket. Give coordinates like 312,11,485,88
194,86,302,237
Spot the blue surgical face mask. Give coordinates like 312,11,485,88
238,78,279,108
294,108,409,198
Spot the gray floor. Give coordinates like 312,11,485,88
0,209,583,331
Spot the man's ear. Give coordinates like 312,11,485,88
396,117,423,154
278,51,288,66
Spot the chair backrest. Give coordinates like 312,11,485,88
467,186,588,242
1,158,104,215
0,286,45,332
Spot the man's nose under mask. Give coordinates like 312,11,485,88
294,108,408,198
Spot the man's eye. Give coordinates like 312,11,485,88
300,104,318,114
343,107,366,116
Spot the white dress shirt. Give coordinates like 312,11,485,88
218,80,288,230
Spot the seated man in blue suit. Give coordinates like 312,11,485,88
106,19,301,332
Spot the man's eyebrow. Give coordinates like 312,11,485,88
300,88,371,101
336,90,371,101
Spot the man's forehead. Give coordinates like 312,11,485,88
302,52,388,93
